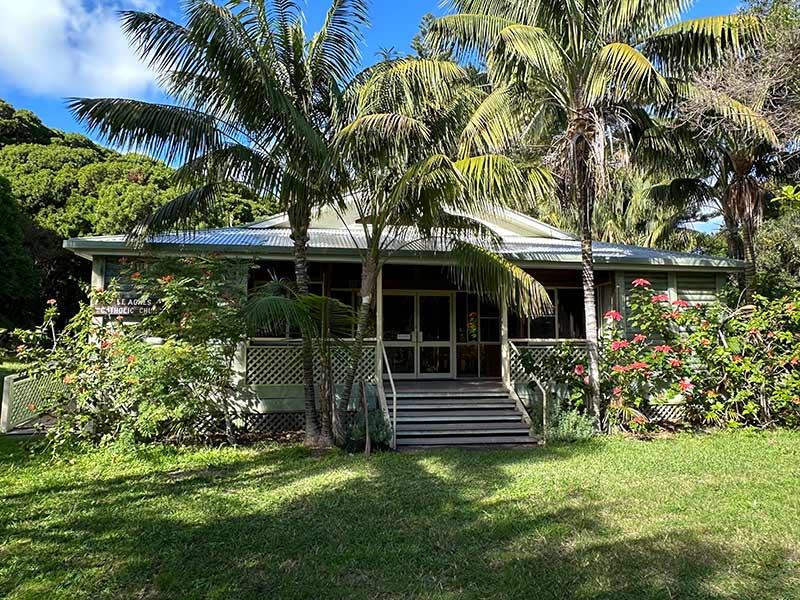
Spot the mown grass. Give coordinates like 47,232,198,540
0,358,24,381
1,432,798,599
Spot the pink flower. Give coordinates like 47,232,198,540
672,299,689,307
633,334,647,343
27,403,36,412
654,345,673,353
583,376,590,385
681,347,694,354
669,359,682,367
632,278,651,287
678,378,694,392
611,340,630,351
574,364,585,376
100,340,110,349
611,364,628,373
651,294,669,303
700,338,711,346
791,357,799,365
126,355,137,363
786,303,796,313
46,298,57,306
96,287,104,293
63,375,75,384
612,387,622,395
631,362,649,370
604,310,623,321
632,415,647,425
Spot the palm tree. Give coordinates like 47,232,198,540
333,56,554,423
427,0,762,416
68,0,369,445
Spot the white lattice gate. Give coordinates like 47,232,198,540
1,373,63,433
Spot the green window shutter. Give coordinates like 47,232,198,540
676,273,719,306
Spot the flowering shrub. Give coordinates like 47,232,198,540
606,281,800,430
14,256,251,450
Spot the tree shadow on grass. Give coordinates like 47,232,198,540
0,441,796,599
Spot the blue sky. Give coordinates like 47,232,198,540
0,0,739,232
1,0,742,136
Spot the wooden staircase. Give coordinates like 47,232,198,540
388,381,538,448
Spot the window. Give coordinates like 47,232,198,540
511,288,585,340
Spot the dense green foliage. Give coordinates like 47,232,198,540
1,432,799,598
13,257,251,449
0,99,274,331
0,176,37,327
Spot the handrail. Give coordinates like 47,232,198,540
378,340,398,450
508,341,549,441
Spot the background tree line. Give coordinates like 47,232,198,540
0,99,277,329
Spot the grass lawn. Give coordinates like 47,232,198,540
1,432,799,599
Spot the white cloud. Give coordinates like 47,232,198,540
0,0,161,98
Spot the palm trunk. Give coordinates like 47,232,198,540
292,228,321,444
741,221,757,302
574,130,602,422
337,254,378,443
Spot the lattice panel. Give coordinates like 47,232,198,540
2,374,64,432
645,403,685,424
510,343,587,384
241,412,304,433
246,343,376,386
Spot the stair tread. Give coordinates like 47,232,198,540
397,423,529,433
397,435,537,446
397,415,521,422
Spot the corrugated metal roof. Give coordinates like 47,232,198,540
64,226,742,270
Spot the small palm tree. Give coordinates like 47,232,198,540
68,0,369,445
428,0,762,416
333,55,554,422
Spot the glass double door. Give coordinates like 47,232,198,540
383,292,454,378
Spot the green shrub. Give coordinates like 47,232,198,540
545,408,597,443
344,407,393,453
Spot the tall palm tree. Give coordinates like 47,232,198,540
428,0,762,416
333,56,554,422
68,0,368,445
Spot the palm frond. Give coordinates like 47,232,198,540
426,13,515,60
129,183,223,244
454,154,548,213
449,240,552,318
489,24,566,87
645,15,764,78
308,0,369,86
586,42,671,104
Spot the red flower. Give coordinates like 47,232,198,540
651,294,669,303
100,340,110,349
791,357,799,365
27,403,36,412
46,298,57,306
126,355,137,363
669,359,682,367
63,375,76,384
767,331,775,338
632,415,647,425
632,278,651,287
633,334,647,343
731,354,742,363
131,272,141,280
160,274,174,283
631,362,649,370
786,303,796,313
604,310,623,321
672,299,689,307
574,364,585,376
700,338,711,346
612,387,622,395
96,287,104,293
611,340,630,351
611,364,628,373
654,345,673,353
678,378,694,392
701,320,710,328
748,328,759,335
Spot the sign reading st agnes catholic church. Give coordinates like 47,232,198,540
94,295,157,317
